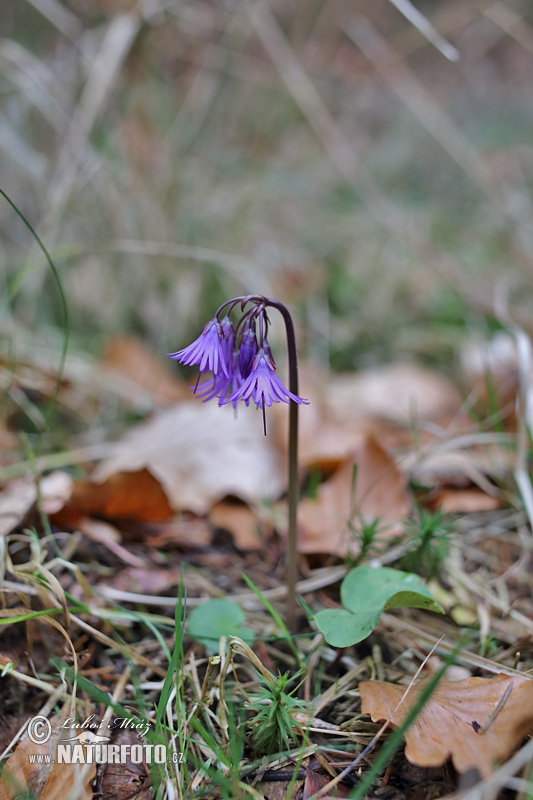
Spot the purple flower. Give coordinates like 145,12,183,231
195,371,231,403
238,326,258,379
167,317,233,378
222,350,309,409
196,353,243,407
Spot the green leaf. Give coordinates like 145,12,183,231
314,566,443,647
312,608,382,648
188,599,254,650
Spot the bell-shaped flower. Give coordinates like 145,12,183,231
222,350,309,409
167,317,233,378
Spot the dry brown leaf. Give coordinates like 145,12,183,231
0,713,95,800
360,673,533,778
40,760,95,800
295,364,466,472
101,335,188,405
210,500,265,550
298,435,410,556
90,403,282,515
55,467,173,524
52,404,282,524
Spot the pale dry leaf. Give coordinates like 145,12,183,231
431,488,502,514
278,368,367,468
298,435,410,556
0,478,36,537
325,363,461,425
295,384,368,469
406,447,513,494
0,472,73,537
90,402,282,515
360,673,533,778
296,363,463,470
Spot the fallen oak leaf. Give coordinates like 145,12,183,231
54,467,173,525
359,673,533,778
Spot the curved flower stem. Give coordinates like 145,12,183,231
214,293,301,629
263,297,300,631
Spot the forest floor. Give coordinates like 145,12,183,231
2,0,533,797
0,334,532,800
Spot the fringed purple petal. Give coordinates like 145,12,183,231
221,352,309,409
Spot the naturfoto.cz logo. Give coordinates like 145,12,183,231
26,715,184,766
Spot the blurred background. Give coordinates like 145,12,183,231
1,0,533,383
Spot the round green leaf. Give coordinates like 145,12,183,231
313,608,382,647
341,566,442,616
188,599,254,650
314,566,443,647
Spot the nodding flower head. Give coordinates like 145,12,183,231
167,316,233,378
167,297,308,433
